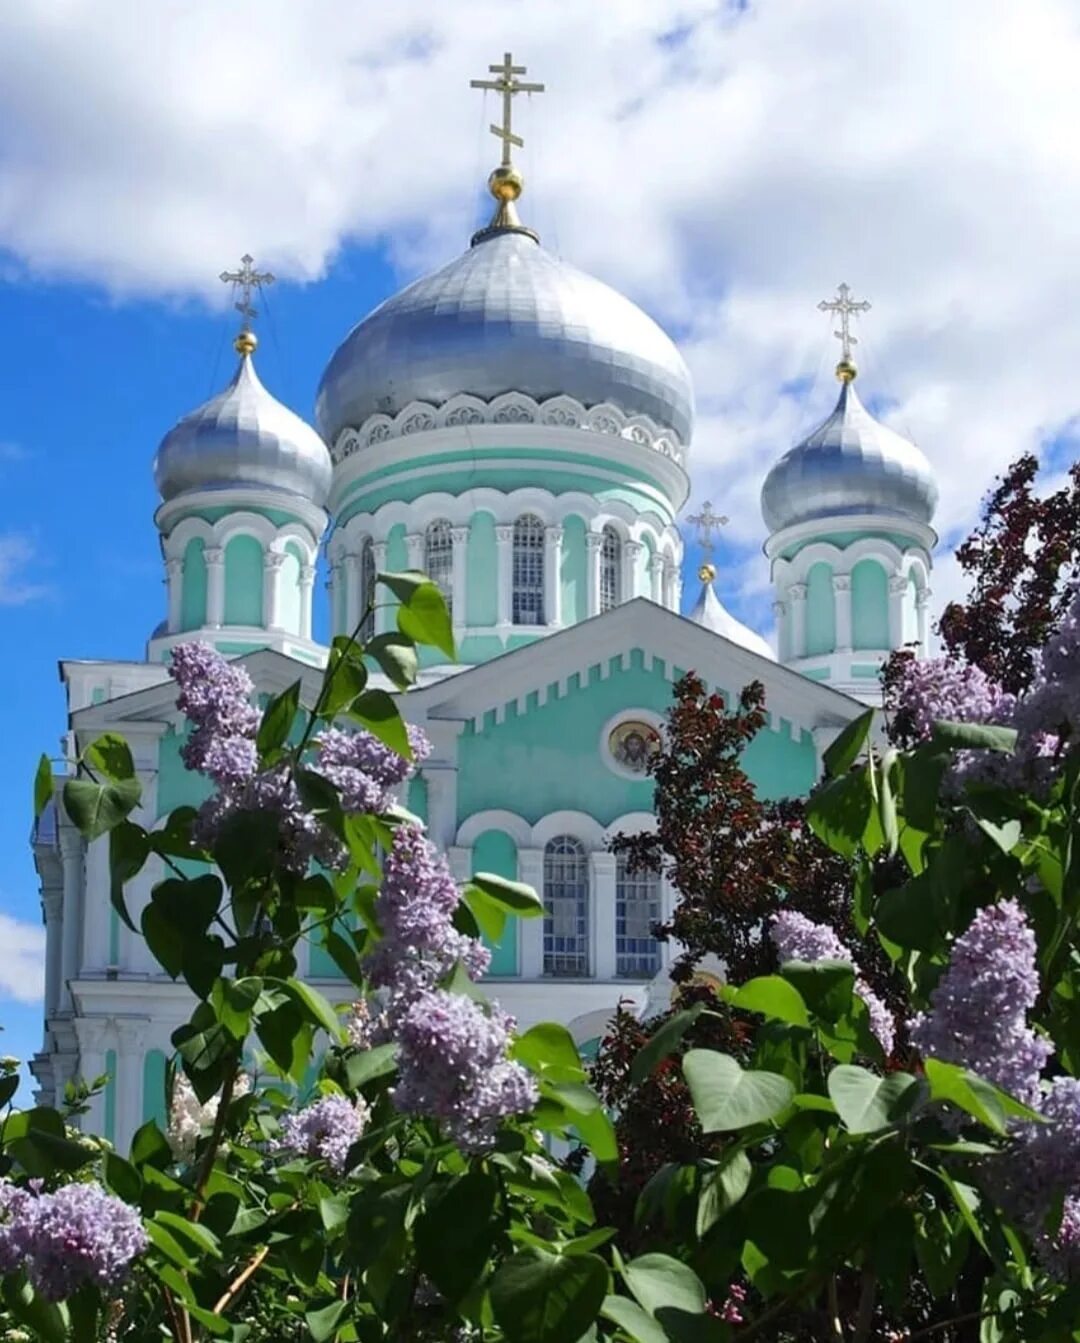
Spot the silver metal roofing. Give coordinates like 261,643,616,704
760,379,938,534
315,231,694,448
155,355,332,507
687,574,775,661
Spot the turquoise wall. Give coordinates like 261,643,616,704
561,515,587,626
852,559,889,650
158,728,214,819
181,538,208,631
224,535,264,626
472,830,519,976
407,774,429,823
142,1049,167,1129
466,512,498,627
805,562,835,656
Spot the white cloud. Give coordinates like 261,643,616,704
0,534,49,605
1,0,1079,614
0,912,45,1006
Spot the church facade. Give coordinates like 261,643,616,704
31,58,939,1151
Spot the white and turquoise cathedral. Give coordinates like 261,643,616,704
31,56,939,1148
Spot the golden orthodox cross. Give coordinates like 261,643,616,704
219,253,275,332
470,52,545,167
818,282,871,363
687,501,729,558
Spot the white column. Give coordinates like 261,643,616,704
73,1019,111,1139
425,767,458,852
205,547,225,628
833,574,853,652
519,848,545,979
299,564,315,640
591,851,617,980
43,888,63,1020
888,574,908,650
450,526,470,630
116,1020,148,1153
543,525,563,626
406,532,425,574
327,561,341,637
788,582,808,658
344,552,362,635
772,600,788,662
916,588,931,656
585,532,603,617
264,551,286,630
373,542,390,635
663,558,680,612
623,539,645,602
59,826,83,1013
495,524,514,631
83,837,111,972
647,552,665,605
165,557,183,634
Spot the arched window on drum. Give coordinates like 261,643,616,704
600,525,621,613
543,835,589,976
360,538,376,642
425,519,454,619
512,514,545,625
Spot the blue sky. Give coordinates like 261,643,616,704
4,0,1080,1092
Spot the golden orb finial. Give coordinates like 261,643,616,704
234,329,258,357
698,561,717,583
835,357,858,384
488,164,524,202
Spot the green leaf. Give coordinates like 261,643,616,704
154,1210,222,1258
380,571,455,658
348,688,411,759
256,679,300,756
33,753,54,821
490,1249,608,1343
623,1252,707,1316
146,1219,198,1271
972,815,1022,854
364,632,419,689
572,1105,619,1167
272,976,344,1042
63,775,141,841
323,637,369,715
103,1151,142,1202
824,708,874,778
306,1301,348,1342
344,1042,398,1091
415,1170,498,1302
512,1023,586,1082
2,1276,70,1343
729,975,810,1028
876,875,947,953
469,871,543,916
696,1148,752,1237
806,768,875,858
109,820,148,932
84,732,136,782
141,902,184,979
130,1119,172,1170
924,1059,1008,1134
827,1065,919,1134
463,884,508,944
778,959,855,1025
630,1004,705,1085
879,749,899,858
601,1296,668,1343
930,720,1017,754
683,1050,794,1132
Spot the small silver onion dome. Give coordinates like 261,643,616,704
689,564,775,661
155,352,332,507
761,376,938,534
315,231,694,447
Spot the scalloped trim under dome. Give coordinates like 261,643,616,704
329,391,686,467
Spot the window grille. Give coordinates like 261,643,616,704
425,519,454,618
600,526,622,613
513,514,546,625
360,540,375,642
543,835,589,976
616,854,661,977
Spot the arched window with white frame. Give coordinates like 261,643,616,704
360,539,376,642
424,518,454,619
512,514,545,625
600,525,622,613
543,835,589,976
615,853,661,977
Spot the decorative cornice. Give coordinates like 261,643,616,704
330,391,686,468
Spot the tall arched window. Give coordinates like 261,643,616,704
425,519,454,618
360,539,376,642
543,835,589,976
512,514,545,625
600,526,622,613
616,854,661,977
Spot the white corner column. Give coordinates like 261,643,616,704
788,582,807,659
544,525,563,627
647,552,665,605
833,573,853,652
343,552,362,635
204,547,225,628
372,542,390,635
518,848,545,978
591,851,618,980
623,540,644,602
888,574,907,650
116,1020,148,1152
495,525,514,632
916,588,931,657
299,564,315,639
450,526,470,630
585,532,603,617
264,551,286,631
165,557,183,634
43,887,63,1021
406,532,425,574
772,599,788,662
59,826,84,1013
662,558,680,612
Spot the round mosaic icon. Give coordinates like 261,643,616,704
607,719,660,774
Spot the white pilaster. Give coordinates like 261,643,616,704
344,552,362,636
59,826,84,1011
916,588,931,656
623,539,645,602
372,542,390,635
772,600,788,662
83,837,111,972
543,525,563,626
663,558,680,612
450,526,470,630
425,767,458,853
788,582,808,659
116,1019,148,1151
591,851,617,980
73,1018,111,1139
519,848,545,979
264,551,287,631
299,564,315,640
165,557,183,634
495,524,514,632
405,532,425,573
585,532,603,618
888,574,908,650
647,552,665,605
43,888,63,1020
204,547,225,628
833,573,853,652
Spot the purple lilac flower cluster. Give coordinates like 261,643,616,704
769,910,895,1056
276,1093,371,1174
910,899,1051,1109
393,990,538,1150
0,1178,147,1301
889,656,1015,745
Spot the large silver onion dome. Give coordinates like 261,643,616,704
761,376,938,534
155,351,332,507
315,230,694,447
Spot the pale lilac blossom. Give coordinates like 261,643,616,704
276,1093,370,1174
0,1178,32,1275
22,1182,148,1301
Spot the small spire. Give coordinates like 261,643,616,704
818,282,871,382
469,52,544,245
686,500,728,581
220,253,275,356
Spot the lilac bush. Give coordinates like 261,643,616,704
887,655,1015,745
276,1094,371,1174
